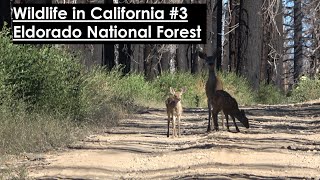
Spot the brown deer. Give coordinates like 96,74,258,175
197,46,224,132
211,90,249,132
165,87,186,137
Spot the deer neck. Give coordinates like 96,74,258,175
207,68,217,83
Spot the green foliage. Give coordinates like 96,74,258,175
0,27,119,155
114,71,157,107
152,71,207,107
256,82,286,104
78,67,126,125
289,76,320,102
218,72,256,105
0,26,82,117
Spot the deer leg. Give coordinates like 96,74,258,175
167,112,170,137
232,116,240,132
225,114,230,132
172,115,176,137
207,100,212,132
213,112,219,131
177,114,181,137
221,111,225,130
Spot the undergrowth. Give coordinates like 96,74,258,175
288,75,320,103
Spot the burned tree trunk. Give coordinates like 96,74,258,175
0,0,12,29
216,0,223,71
176,45,189,72
118,44,132,74
293,0,303,84
102,0,115,70
228,0,239,72
241,0,263,90
131,44,144,73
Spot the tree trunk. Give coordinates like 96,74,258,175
228,0,239,72
293,0,303,85
216,0,223,71
236,0,245,74
176,45,188,72
102,0,115,71
222,0,230,71
260,5,271,84
310,4,320,78
160,46,171,74
205,0,217,58
102,45,115,70
241,0,263,90
274,1,284,91
144,45,154,80
118,44,132,74
131,44,144,73
191,44,203,74
0,0,12,29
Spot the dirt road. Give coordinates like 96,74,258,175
28,103,320,179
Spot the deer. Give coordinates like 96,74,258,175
211,90,249,132
165,87,186,138
196,46,224,132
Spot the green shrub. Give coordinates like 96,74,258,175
256,82,286,104
78,67,126,126
0,27,82,117
218,72,256,105
0,27,120,155
114,71,157,107
152,71,207,107
289,76,320,102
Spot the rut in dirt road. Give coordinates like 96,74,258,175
28,104,320,180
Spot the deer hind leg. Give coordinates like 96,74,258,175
211,108,219,131
207,100,212,132
213,112,219,131
231,116,240,132
167,111,171,137
220,111,225,130
225,113,230,132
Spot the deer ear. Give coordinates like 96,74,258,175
170,87,175,95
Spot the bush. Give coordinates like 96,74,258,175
114,71,158,108
0,27,121,155
256,82,286,104
152,71,207,107
218,72,256,105
78,67,126,126
0,27,82,117
289,76,320,102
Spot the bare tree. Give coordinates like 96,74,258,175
260,0,284,89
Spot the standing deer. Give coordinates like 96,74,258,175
197,46,224,132
211,90,249,132
165,87,186,137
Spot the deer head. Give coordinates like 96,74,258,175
170,87,187,102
